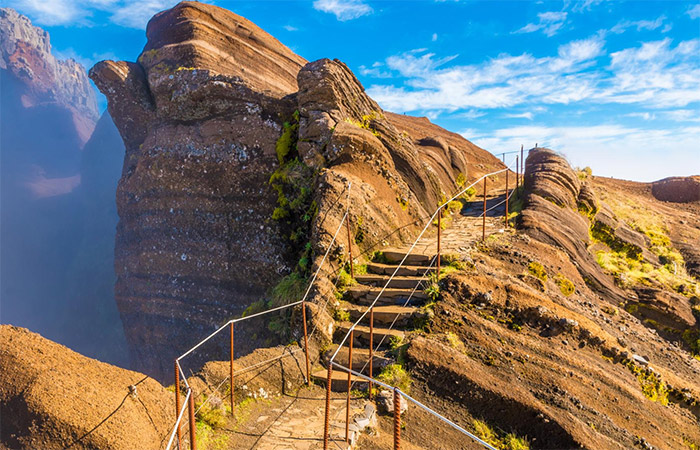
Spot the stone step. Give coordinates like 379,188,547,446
366,263,437,277
380,250,433,266
323,344,392,372
347,286,429,302
342,303,421,326
354,274,427,289
311,368,368,391
336,324,404,347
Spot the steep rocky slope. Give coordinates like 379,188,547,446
90,1,504,380
0,8,127,365
385,149,700,449
0,326,170,450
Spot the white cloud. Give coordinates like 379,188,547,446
431,33,438,42
283,25,298,31
610,15,668,34
688,4,700,19
515,11,567,37
467,124,700,181
6,0,174,29
109,0,172,29
505,112,534,120
365,36,700,114
312,0,372,21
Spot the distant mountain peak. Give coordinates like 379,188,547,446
0,7,98,137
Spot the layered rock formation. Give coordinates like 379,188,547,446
0,326,170,450
91,1,504,380
520,148,625,302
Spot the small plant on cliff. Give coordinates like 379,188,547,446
472,419,530,450
528,262,547,283
270,111,318,274
377,363,412,393
554,274,575,296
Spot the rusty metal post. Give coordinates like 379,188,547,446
346,217,354,279
302,301,310,386
393,388,401,450
369,307,374,400
436,206,441,275
521,144,524,179
175,360,182,449
323,365,333,450
505,168,509,228
345,329,354,443
188,390,197,450
482,177,487,242
229,322,235,416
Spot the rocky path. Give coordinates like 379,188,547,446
236,192,511,449
230,385,369,449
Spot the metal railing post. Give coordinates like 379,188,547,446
229,322,235,416
393,388,401,450
175,360,182,449
520,144,524,182
323,365,333,450
188,390,197,450
346,216,354,279
482,177,487,242
302,301,310,386
516,155,519,189
345,330,354,443
505,168,509,228
436,206,441,275
369,307,374,400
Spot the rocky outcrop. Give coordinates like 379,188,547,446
90,1,305,379
91,1,505,379
520,148,625,302
652,176,700,203
0,326,170,450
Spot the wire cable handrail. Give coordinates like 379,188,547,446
329,162,516,363
329,361,498,450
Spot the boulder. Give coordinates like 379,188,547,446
651,176,700,203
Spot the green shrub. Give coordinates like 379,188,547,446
472,419,530,450
456,172,466,188
377,363,412,392
528,262,547,282
334,309,351,322
554,274,575,296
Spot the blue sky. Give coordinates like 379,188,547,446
4,0,700,181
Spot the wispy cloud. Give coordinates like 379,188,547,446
283,25,298,32
364,36,700,113
312,0,372,21
466,124,700,181
505,112,534,120
431,33,438,42
688,4,700,19
610,15,668,34
6,0,174,29
515,11,567,37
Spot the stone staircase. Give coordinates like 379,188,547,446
311,249,435,391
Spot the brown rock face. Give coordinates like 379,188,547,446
520,148,624,302
651,176,700,203
92,1,504,379
90,1,306,379
0,326,170,450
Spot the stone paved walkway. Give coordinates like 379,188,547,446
412,193,509,256
231,385,366,450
